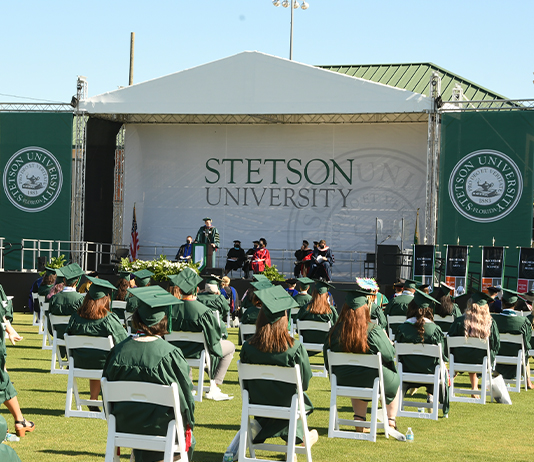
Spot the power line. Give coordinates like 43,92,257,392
0,92,65,103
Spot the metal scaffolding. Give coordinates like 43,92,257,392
112,125,125,247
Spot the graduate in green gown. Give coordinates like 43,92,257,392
125,269,154,314
324,289,400,430
447,291,500,393
384,279,417,338
197,275,230,339
432,282,462,333
112,271,132,323
296,280,338,346
394,289,449,415
0,415,21,462
491,288,533,388
37,267,57,298
294,277,313,310
240,285,318,446
238,279,272,345
102,287,195,462
65,276,128,408
355,278,387,330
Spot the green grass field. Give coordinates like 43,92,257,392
3,315,534,461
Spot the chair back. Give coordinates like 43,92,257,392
433,315,455,333
64,334,114,358
386,315,406,340
239,324,256,344
395,342,442,361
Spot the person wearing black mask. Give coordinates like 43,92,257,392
243,241,260,279
309,239,334,281
175,236,194,262
225,240,246,275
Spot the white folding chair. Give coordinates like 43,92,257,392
111,301,127,327
289,308,301,338
240,324,256,345
237,362,313,462
433,315,455,334
38,295,47,335
165,331,210,402
395,342,448,420
447,336,493,404
528,331,534,382
49,314,72,374
64,334,114,419
41,301,53,350
297,320,331,378
326,350,390,442
386,315,405,341
101,378,189,462
32,293,40,326
495,333,528,393
124,311,133,335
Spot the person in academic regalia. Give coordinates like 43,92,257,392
487,286,502,313
195,217,220,268
395,289,449,415
197,276,230,339
37,266,57,298
492,288,533,388
0,415,21,461
47,263,86,346
243,241,260,279
294,240,313,277
296,280,338,347
220,276,239,323
285,278,298,297
103,287,196,462
167,269,235,400
393,279,405,298
324,289,400,431
432,282,462,333
309,240,334,281
65,276,128,408
384,279,417,338
291,277,314,325
225,240,246,275
354,278,387,330
240,285,318,446
447,291,500,393
238,278,273,345
78,271,98,294
125,269,154,314
175,236,194,262
251,238,271,274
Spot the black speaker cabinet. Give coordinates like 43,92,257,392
376,245,401,287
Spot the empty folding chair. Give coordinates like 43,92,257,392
297,320,331,378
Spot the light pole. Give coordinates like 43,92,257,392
272,0,309,61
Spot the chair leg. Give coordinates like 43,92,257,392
65,373,74,417
285,398,298,462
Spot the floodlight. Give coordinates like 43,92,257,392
301,1,309,9
272,0,280,5
293,0,300,8
282,0,289,7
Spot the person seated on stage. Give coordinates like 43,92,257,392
492,288,534,389
175,235,194,262
309,240,334,281
432,282,461,333
285,278,298,297
167,268,235,400
224,240,246,275
243,241,259,279
294,240,313,277
103,287,196,461
195,217,219,268
65,276,128,411
393,279,405,298
37,267,57,298
448,291,500,395
125,269,154,314
78,271,98,294
487,286,502,313
0,414,21,461
240,285,318,448
324,289,400,432
297,280,338,347
47,264,86,349
197,276,231,337
395,289,449,413
251,238,271,274
355,278,386,330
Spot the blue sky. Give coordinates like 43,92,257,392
1,0,532,103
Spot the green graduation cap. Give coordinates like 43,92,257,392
202,274,222,286
60,263,85,285
133,269,154,287
413,288,440,308
341,289,372,310
87,276,116,300
297,277,314,289
501,288,520,305
403,279,418,290
470,291,493,306
44,266,57,277
252,274,269,282
127,286,178,328
254,285,299,324
314,280,335,295
251,280,273,290
173,268,203,295
118,271,131,281
203,217,212,221
168,274,180,286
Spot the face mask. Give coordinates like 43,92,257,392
234,246,239,249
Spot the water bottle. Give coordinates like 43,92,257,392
222,452,234,462
5,432,20,442
406,427,414,443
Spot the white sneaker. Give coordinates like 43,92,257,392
307,429,319,447
205,385,233,401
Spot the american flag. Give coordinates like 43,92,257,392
130,204,139,261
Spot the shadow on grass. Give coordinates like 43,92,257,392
20,407,65,417
27,388,65,394
195,423,240,431
37,449,104,457
7,368,50,374
192,450,227,462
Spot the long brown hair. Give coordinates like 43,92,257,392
131,310,169,336
464,301,491,339
42,273,57,286
115,278,130,301
307,291,332,315
168,285,181,298
434,294,454,317
78,294,111,320
406,300,434,342
330,304,370,353
248,309,294,353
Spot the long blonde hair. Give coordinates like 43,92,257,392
463,301,492,339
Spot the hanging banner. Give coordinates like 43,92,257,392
517,247,534,293
481,246,505,292
437,111,534,281
445,245,469,296
0,113,73,270
412,245,435,289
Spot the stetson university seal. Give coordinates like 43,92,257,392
3,146,63,212
448,149,522,223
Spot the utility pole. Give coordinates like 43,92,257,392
129,32,135,85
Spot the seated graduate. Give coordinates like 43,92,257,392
384,278,418,338
293,277,313,309
487,286,502,313
112,271,132,323
394,289,449,414
492,288,533,389
324,289,400,431
285,278,298,297
103,287,196,462
197,275,231,327
125,269,154,314
432,282,462,334
355,278,386,330
167,269,235,400
0,415,21,462
37,266,57,298
240,285,318,447
220,276,239,324
238,278,273,345
65,276,128,410
297,280,338,346
225,240,246,275
447,291,500,394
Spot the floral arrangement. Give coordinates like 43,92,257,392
120,255,200,282
38,254,66,276
261,265,286,282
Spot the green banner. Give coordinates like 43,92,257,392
438,111,534,288
0,113,73,270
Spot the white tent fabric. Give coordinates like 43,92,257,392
80,51,430,115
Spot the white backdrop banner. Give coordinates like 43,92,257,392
122,123,427,260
